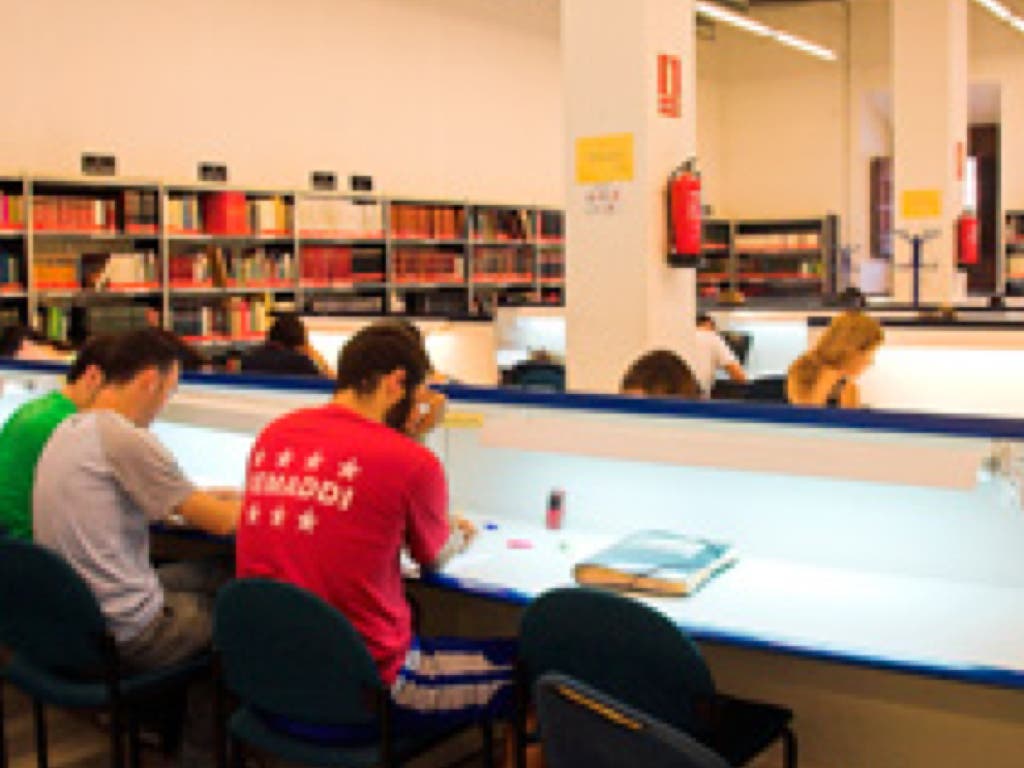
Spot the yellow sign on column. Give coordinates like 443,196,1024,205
900,189,943,219
575,133,635,184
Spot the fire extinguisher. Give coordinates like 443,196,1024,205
957,211,978,266
667,158,702,266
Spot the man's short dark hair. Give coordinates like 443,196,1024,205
66,334,118,384
267,313,307,350
621,350,701,399
336,323,431,396
149,329,209,372
102,329,184,385
696,312,714,329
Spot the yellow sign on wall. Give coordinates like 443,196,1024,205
900,189,943,220
575,133,635,184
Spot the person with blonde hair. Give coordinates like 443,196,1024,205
786,311,884,408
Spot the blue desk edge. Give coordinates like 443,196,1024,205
6,358,1024,441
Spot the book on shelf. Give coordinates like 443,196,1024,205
170,249,212,286
307,294,385,315
32,253,78,289
538,210,564,242
121,190,159,234
33,196,117,233
225,247,295,286
300,245,385,285
0,192,25,229
298,198,383,237
573,530,737,597
472,246,533,282
248,197,293,236
733,231,821,253
41,305,70,342
393,248,464,283
167,194,204,234
0,249,21,287
203,191,249,236
172,296,270,339
473,208,533,241
84,304,151,334
0,308,21,328
539,250,564,281
391,204,464,240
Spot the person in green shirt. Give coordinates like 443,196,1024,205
0,334,116,539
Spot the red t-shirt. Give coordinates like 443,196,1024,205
236,404,450,684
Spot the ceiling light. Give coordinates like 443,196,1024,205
971,0,1024,32
695,1,838,61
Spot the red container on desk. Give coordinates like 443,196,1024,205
546,489,565,530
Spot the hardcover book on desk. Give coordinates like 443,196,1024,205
573,530,736,596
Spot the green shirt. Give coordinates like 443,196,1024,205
0,390,77,540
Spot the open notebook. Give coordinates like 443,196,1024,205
573,530,737,597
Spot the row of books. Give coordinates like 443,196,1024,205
538,210,565,241
300,246,384,284
297,198,383,237
33,196,118,233
33,254,78,289
122,190,159,234
0,308,21,329
0,193,25,229
167,192,294,236
171,297,270,338
306,294,384,315
0,251,21,286
390,205,464,240
539,251,565,280
393,249,465,283
472,209,533,241
733,232,822,252
41,305,69,342
82,251,160,290
472,248,534,281
249,197,293,235
84,304,151,335
225,248,295,285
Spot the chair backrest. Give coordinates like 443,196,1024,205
719,331,752,366
745,375,789,403
536,673,730,768
214,578,384,726
0,538,109,673
506,362,566,392
520,587,715,733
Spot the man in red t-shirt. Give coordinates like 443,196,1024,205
237,322,514,730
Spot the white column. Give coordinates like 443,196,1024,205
563,0,697,393
891,0,968,304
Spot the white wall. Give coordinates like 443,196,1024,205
0,0,563,205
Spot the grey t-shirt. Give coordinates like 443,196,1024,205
33,410,195,643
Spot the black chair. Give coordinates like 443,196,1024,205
744,375,788,404
214,578,494,768
0,537,208,768
719,331,752,367
535,672,730,768
517,587,796,768
502,361,565,392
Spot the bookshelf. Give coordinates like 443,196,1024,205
0,173,565,339
698,215,839,305
1004,211,1024,295
0,177,27,329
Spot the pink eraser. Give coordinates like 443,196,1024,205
507,538,533,549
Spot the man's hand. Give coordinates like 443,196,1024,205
405,386,447,439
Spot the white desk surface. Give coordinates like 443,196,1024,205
423,515,1024,689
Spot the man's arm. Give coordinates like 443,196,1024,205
725,361,748,384
176,490,241,536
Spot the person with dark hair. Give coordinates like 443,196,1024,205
240,313,329,377
33,328,240,671
237,322,515,736
693,314,747,397
621,350,702,399
0,334,117,540
0,324,66,361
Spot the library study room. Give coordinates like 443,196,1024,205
1,1,1024,767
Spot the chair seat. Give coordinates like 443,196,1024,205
230,707,471,768
2,652,209,709
700,694,793,767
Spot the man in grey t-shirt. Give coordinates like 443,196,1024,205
33,329,240,672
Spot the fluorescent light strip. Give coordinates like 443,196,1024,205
971,0,1024,32
696,0,837,61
